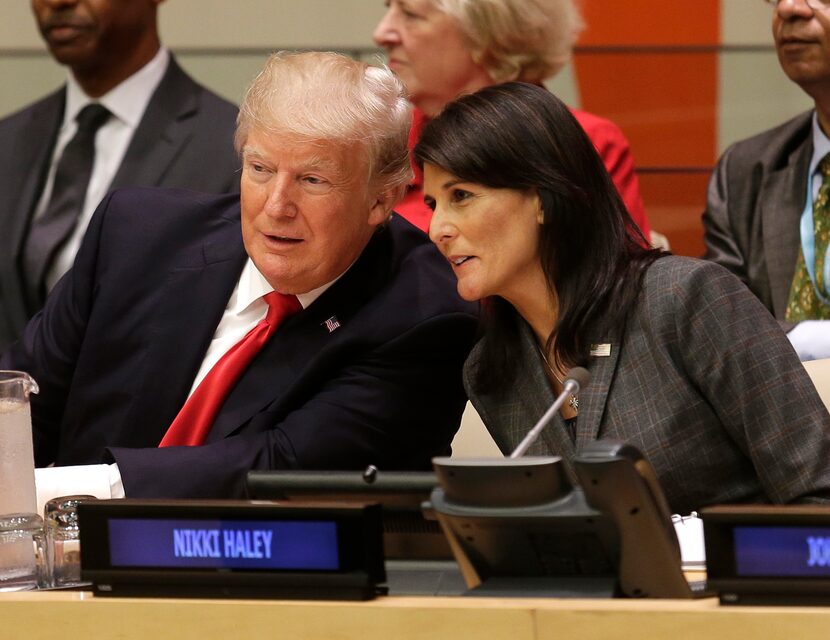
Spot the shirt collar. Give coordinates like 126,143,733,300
233,258,345,314
809,110,830,177
63,47,170,129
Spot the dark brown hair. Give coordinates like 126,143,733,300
414,82,663,393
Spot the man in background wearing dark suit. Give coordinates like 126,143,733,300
703,0,830,361
0,0,239,352
0,51,478,505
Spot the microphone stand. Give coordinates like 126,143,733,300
510,367,590,458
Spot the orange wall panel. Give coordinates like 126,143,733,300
573,0,720,244
579,0,719,46
574,52,718,167
638,172,710,257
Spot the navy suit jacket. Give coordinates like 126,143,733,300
0,188,479,499
0,57,240,352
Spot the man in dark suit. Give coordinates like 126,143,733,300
0,51,478,503
703,0,830,361
0,0,239,353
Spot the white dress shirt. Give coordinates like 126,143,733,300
187,258,335,395
34,47,170,291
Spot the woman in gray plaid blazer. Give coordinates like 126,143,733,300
414,82,830,515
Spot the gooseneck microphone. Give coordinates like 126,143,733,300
509,366,591,458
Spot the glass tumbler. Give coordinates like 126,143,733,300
44,495,95,588
0,513,43,591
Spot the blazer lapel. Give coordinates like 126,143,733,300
760,135,811,318
110,58,200,190
502,322,578,459
0,92,63,318
574,330,622,452
206,226,393,442
122,220,247,447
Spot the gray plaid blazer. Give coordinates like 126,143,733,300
464,256,830,514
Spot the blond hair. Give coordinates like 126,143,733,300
236,51,413,195
436,0,584,83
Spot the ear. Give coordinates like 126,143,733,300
367,184,404,226
534,191,545,225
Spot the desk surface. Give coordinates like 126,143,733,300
4,591,830,640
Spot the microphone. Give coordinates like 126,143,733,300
509,366,591,458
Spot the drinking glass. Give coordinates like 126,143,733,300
44,495,95,588
0,513,42,591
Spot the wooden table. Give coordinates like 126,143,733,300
4,591,830,640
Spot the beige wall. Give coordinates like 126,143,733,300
0,0,386,116
720,0,812,150
0,1,387,48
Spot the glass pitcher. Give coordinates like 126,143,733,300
0,371,40,590
0,371,39,516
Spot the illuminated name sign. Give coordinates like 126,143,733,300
734,526,830,577
807,536,830,568
108,518,339,570
173,528,274,560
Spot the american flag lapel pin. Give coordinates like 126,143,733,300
589,343,611,357
323,316,341,333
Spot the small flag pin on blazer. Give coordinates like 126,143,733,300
323,316,341,333
589,343,611,357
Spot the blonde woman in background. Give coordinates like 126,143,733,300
374,0,652,242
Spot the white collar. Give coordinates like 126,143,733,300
63,47,170,129
232,258,344,315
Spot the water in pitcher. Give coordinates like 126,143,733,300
0,401,39,588
0,399,37,516
0,372,40,590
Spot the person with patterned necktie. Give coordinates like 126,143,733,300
704,0,830,361
786,154,830,321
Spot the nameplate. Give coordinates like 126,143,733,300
78,499,385,600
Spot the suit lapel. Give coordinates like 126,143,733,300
759,133,811,318
206,226,392,442
123,218,247,447
3,93,63,254
574,329,622,452
0,92,63,320
110,58,200,190
508,322,577,459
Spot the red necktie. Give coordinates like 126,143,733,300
159,291,301,447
